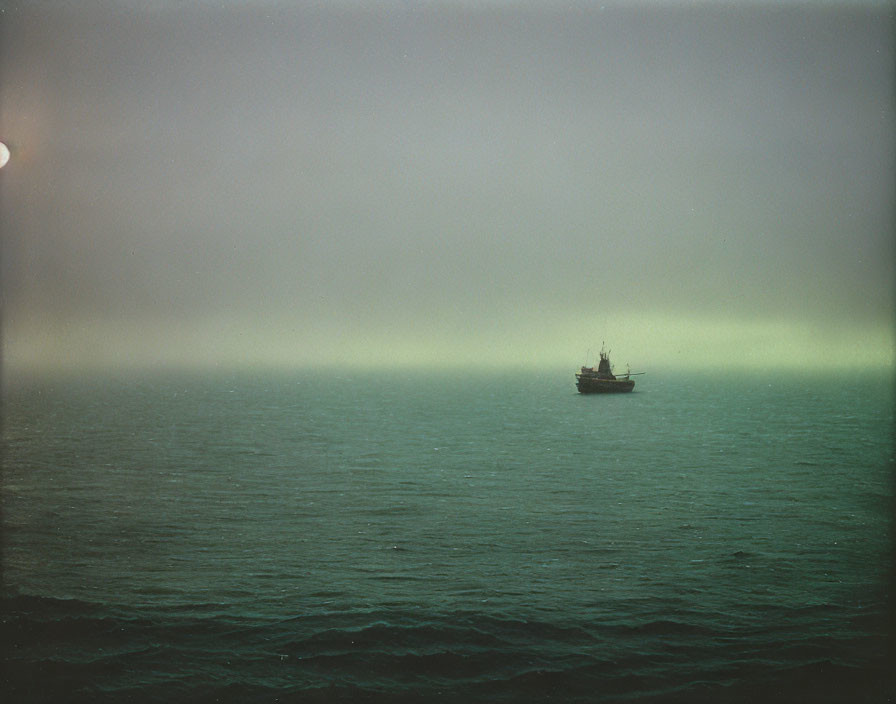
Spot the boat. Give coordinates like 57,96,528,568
575,346,642,394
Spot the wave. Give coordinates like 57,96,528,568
3,592,892,703
281,621,508,657
1,591,102,615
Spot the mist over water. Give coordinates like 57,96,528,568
1,1,894,701
1,1,893,372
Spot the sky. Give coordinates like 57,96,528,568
0,0,893,372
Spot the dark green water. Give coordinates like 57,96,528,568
2,368,893,702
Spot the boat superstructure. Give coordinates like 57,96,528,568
575,346,641,393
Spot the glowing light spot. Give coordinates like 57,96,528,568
0,142,9,168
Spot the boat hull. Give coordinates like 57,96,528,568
575,377,635,394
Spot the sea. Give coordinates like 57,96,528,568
2,367,893,703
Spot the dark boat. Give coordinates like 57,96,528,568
575,347,641,394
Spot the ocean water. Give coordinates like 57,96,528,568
2,367,893,703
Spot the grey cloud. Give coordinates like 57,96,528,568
1,1,892,369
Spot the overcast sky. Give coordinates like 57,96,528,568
1,0,893,371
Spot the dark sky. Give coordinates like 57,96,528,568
1,1,893,370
